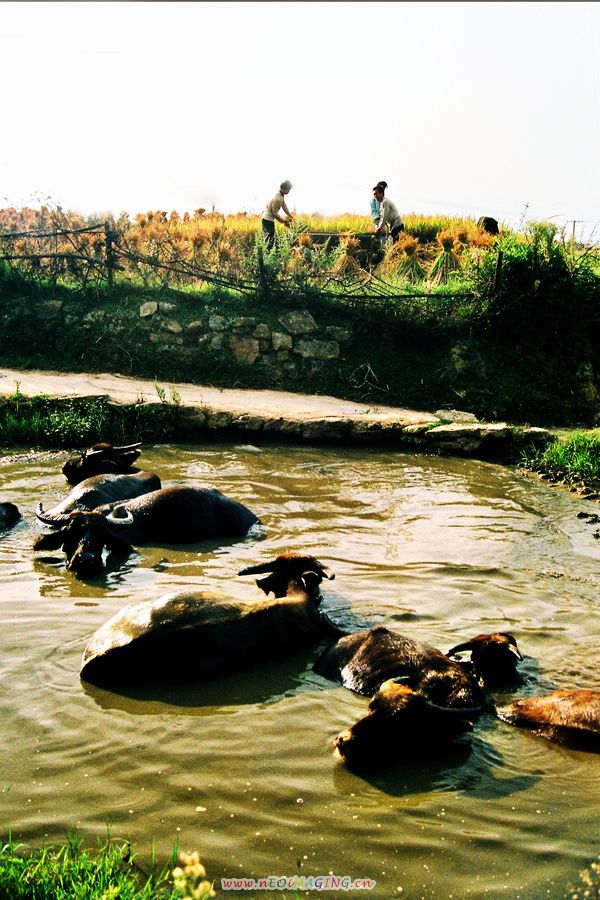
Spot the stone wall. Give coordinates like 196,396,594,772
138,302,353,377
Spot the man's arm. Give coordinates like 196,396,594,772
281,197,293,220
375,199,388,233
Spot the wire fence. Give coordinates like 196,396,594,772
0,220,477,310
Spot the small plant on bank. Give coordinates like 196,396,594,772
521,432,600,491
0,831,195,899
565,854,600,898
171,850,216,898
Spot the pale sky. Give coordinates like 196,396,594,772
1,1,599,234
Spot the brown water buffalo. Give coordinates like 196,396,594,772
0,502,21,530
80,552,335,684
34,486,260,575
497,690,600,752
446,632,523,686
318,626,522,769
62,442,143,485
36,471,161,522
334,679,481,769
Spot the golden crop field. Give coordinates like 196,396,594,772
0,206,499,288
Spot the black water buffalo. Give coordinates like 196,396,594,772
317,626,522,768
36,471,161,522
34,486,260,575
477,216,499,235
0,502,21,530
334,679,481,769
80,552,335,684
315,626,522,703
497,689,600,752
62,442,143,485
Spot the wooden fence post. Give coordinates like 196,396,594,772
104,222,115,287
493,250,503,294
256,246,269,301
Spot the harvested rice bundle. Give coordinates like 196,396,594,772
429,229,462,284
332,251,361,275
378,234,425,282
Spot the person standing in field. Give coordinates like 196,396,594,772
371,180,388,247
262,180,294,250
373,182,403,243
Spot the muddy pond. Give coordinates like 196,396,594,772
1,443,599,898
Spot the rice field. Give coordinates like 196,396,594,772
0,205,500,291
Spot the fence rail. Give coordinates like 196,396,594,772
0,220,477,305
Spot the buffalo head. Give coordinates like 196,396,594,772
62,442,142,485
0,502,21,530
33,510,133,576
447,632,522,684
238,552,335,599
334,680,482,769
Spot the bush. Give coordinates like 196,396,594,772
469,221,600,345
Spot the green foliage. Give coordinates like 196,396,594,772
429,248,461,285
521,432,600,489
469,221,600,344
0,832,181,899
0,394,182,449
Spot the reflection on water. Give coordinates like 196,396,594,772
1,442,600,897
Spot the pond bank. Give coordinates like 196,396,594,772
0,366,553,460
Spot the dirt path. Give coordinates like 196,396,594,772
0,366,439,426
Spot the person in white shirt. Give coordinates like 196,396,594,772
372,183,403,243
262,180,293,249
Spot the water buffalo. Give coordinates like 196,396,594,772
317,626,522,769
497,690,600,752
62,442,143,485
0,502,21,530
80,552,335,684
315,626,522,704
36,471,162,523
34,486,260,575
334,679,481,769
446,632,523,686
477,216,499,235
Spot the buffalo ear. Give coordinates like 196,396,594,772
105,535,133,557
33,531,66,551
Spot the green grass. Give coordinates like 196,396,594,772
0,832,191,899
0,390,182,450
521,432,600,490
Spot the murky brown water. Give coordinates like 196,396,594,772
1,443,599,898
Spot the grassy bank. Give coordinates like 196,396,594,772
0,388,183,450
1,208,599,427
0,833,216,899
521,431,600,494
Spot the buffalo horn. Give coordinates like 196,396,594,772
238,557,334,579
83,446,112,460
239,560,283,575
446,640,474,658
105,507,135,525
35,503,71,526
423,698,484,718
113,442,142,452
84,442,141,460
